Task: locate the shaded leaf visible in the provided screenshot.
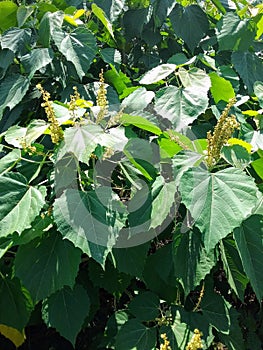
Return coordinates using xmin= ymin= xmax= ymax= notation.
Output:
xmin=173 ymin=229 xmax=216 ymax=295
xmin=0 ymin=276 xmax=32 ymax=331
xmin=128 ymin=292 xmax=160 ymax=321
xmin=14 ymin=232 xmax=81 ymax=301
xmin=232 ymin=51 xmax=263 ymax=93
xmin=115 ymin=319 xmax=156 ymax=350
xmin=0 ymin=73 xmax=30 ymax=120
xmin=170 ymin=4 xmax=209 ymax=51
xmin=42 ymin=284 xmax=90 ymax=344
xmin=234 ymin=215 xmax=263 ymax=301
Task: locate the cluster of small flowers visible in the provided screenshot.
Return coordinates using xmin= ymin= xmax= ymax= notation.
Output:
xmin=96 ymin=69 xmax=108 ymax=123
xmin=205 ymin=97 xmax=240 ymax=169
xmin=36 ymin=84 xmax=63 ymax=144
xmin=69 ymin=86 xmax=81 ymax=119
xmin=156 ymin=316 xmax=173 ymax=326
xmin=186 ymin=329 xmax=203 ymax=350
xmin=160 ymin=333 xmax=172 ymax=350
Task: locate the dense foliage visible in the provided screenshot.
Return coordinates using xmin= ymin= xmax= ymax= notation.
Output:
xmin=0 ymin=0 xmax=263 ymax=349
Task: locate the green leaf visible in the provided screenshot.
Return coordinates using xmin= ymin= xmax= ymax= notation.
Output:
xmin=0 ymin=276 xmax=32 ymax=331
xmin=173 ymin=229 xmax=216 ymax=295
xmin=14 ymin=232 xmax=81 ymax=302
xmin=21 ymin=48 xmax=54 ymax=79
xmin=0 ymin=73 xmax=30 ymax=120
xmin=52 ymin=26 xmax=97 ymax=79
xmin=139 ymin=64 xmax=176 ymax=85
xmin=0 ymin=1 xmax=18 ymax=32
xmin=220 ymin=238 xmax=249 ymax=300
xmin=155 ymin=85 xmax=209 ymax=128
xmin=177 ymin=67 xmax=211 ymax=90
xmin=38 ymin=11 xmax=64 ymax=47
xmin=120 ymin=114 xmax=161 ymax=135
xmin=0 ymin=172 xmax=46 ymax=238
xmin=254 ymin=81 xmax=263 ymax=109
xmin=128 ymin=292 xmax=160 ymax=321
xmin=169 ymin=4 xmax=209 ymax=51
xmin=57 ymin=123 xmax=127 ymax=163
xmin=42 ymin=284 xmax=90 ymax=344
xmin=0 ymin=149 xmax=21 ymax=175
xmin=112 ymin=242 xmax=150 ymax=279
xmin=179 ymin=167 xmax=260 ymax=251
xmin=88 ymin=259 xmax=131 ymax=295
xmin=1 ymin=28 xmax=31 ymax=55
xmin=121 ymin=87 xmax=155 ymax=113
xmin=115 ymin=319 xmax=156 ymax=350
xmin=232 ymin=51 xmax=263 ymax=93
xmin=16 ymin=5 xmax=34 ymax=27
xmin=201 ymin=276 xmax=230 ymax=332
xmin=53 ymin=188 xmax=126 ymax=265
xmin=234 ymin=215 xmax=263 ymax=301
xmin=221 ymin=144 xmax=251 ymax=169
xmin=251 ymin=157 xmax=263 ymax=180
xmin=92 ymin=3 xmax=115 ymax=39
xmin=100 ymin=47 xmax=121 ymax=67
xmin=209 ymin=72 xmax=235 ymax=103
xmin=217 ymin=13 xmax=254 ymax=51
xmin=150 ymin=180 xmax=177 ymax=229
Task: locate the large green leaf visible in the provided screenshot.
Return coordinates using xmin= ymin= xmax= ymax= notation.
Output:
xmin=52 ymin=26 xmax=97 ymax=79
xmin=154 ymin=85 xmax=209 ymax=128
xmin=217 ymin=13 xmax=254 ymax=51
xmin=0 ymin=73 xmax=30 ymax=119
xmin=128 ymin=292 xmax=160 ymax=321
xmin=173 ymin=229 xmax=216 ymax=295
xmin=232 ymin=51 xmax=263 ymax=93
xmin=179 ymin=167 xmax=260 ymax=251
xmin=1 ymin=28 xmax=31 ymax=55
xmin=0 ymin=1 xmax=17 ymax=32
xmin=169 ymin=4 xmax=209 ymax=51
xmin=53 ymin=187 xmax=126 ymax=265
xmin=38 ymin=11 xmax=64 ymax=47
xmin=0 ymin=172 xmax=46 ymax=238
xmin=93 ymin=0 xmax=125 ymax=22
xmin=220 ymin=238 xmax=249 ymax=300
xmin=57 ymin=123 xmax=127 ymax=163
xmin=14 ymin=232 xmax=81 ymax=302
xmin=42 ymin=284 xmax=90 ymax=344
xmin=139 ymin=64 xmax=176 ymax=85
xmin=234 ymin=215 xmax=263 ymax=300
xmin=112 ymin=242 xmax=150 ymax=279
xmin=21 ymin=48 xmax=54 ymax=79
xmin=115 ymin=319 xmax=156 ymax=350
xmin=0 ymin=276 xmax=32 ymax=331
xmin=209 ymin=72 xmax=235 ymax=103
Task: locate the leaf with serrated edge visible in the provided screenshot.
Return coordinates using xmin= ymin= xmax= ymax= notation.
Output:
xmin=179 ymin=167 xmax=260 ymax=251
